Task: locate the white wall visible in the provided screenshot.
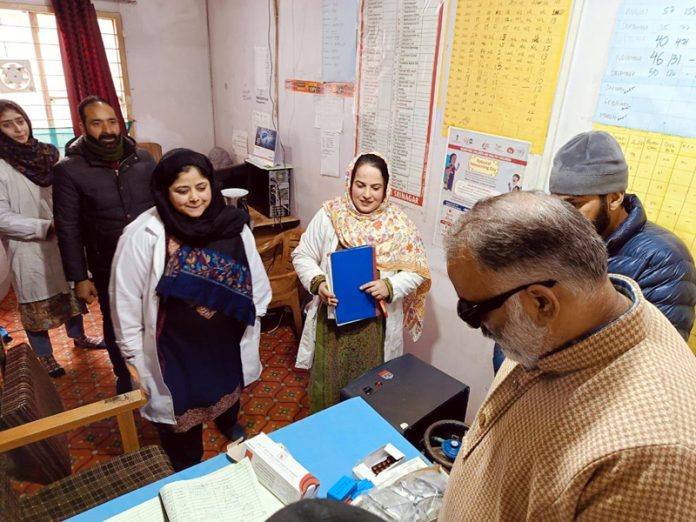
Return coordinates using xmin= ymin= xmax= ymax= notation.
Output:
xmin=100 ymin=0 xmax=214 ymax=153
xmin=208 ymin=0 xmax=354 ymax=224
xmin=0 ymin=0 xmax=215 ymax=153
xmin=209 ymin=0 xmax=627 ymax=423
xmin=1 ymin=0 xmax=631 ymax=421
xmin=208 ymin=0 xmax=496 ymax=422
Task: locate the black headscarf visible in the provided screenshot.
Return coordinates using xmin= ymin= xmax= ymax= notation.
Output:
xmin=153 ymin=148 xmax=255 ymax=325
xmin=151 ymin=148 xmax=248 ymax=247
xmin=0 ymin=99 xmax=59 ymax=186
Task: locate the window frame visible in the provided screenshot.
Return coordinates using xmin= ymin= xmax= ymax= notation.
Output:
xmin=0 ymin=2 xmax=133 ymax=128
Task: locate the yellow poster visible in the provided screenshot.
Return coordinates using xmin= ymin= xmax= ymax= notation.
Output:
xmin=594 ymin=123 xmax=696 ymax=352
xmin=443 ymin=0 xmax=572 ymax=154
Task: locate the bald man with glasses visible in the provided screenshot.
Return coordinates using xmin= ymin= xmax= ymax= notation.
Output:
xmin=439 ymin=190 xmax=696 ymax=521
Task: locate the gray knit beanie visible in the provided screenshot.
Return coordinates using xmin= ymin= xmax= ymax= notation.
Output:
xmin=549 ymin=131 xmax=628 ymax=195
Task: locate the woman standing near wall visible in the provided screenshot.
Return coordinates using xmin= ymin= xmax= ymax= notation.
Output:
xmin=293 ymin=152 xmax=431 ymax=413
xmin=0 ymin=100 xmax=103 ymax=377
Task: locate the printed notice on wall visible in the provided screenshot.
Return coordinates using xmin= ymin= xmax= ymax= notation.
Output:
xmin=442 ymin=0 xmax=571 ymax=154
xmin=231 ymin=129 xmax=248 ymax=161
xmin=355 ymin=0 xmax=443 ymax=207
xmin=594 ymin=1 xmax=696 ymax=137
xmin=254 ymin=46 xmax=270 ymax=99
xmin=593 ymin=122 xmax=696 ymax=351
xmin=434 ymin=128 xmax=530 ymax=245
xmin=322 ymin=0 xmax=358 ymax=82
xmin=320 ymin=130 xmax=341 ymax=178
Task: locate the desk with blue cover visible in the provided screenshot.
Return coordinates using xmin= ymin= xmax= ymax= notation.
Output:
xmin=69 ymin=397 xmax=427 ymax=521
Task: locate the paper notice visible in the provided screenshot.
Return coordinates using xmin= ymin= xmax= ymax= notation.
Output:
xmin=322 ymin=0 xmax=358 ymax=82
xmin=320 ymin=130 xmax=341 ymax=177
xmin=254 ymin=46 xmax=271 ymax=96
xmin=253 ymin=110 xmax=273 ymax=131
xmin=314 ymin=96 xmax=344 ymax=132
xmin=231 ymin=129 xmax=248 ymax=159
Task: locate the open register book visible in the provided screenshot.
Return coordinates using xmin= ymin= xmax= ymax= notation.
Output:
xmin=105 ymin=458 xmax=283 ymax=522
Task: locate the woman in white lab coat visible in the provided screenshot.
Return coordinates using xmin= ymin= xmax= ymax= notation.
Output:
xmin=292 ymin=152 xmax=431 ymax=413
xmin=110 ymin=148 xmax=271 ymax=470
xmin=0 ymin=99 xmax=103 ymax=378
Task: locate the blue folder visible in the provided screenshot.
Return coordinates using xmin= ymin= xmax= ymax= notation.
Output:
xmin=329 ymin=245 xmax=379 ymax=326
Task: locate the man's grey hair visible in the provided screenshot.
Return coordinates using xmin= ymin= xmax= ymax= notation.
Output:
xmin=445 ymin=191 xmax=608 ymax=294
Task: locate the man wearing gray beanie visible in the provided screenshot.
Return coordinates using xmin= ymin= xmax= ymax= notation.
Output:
xmin=550 ymin=131 xmax=696 ymax=340
xmin=490 ymin=131 xmax=696 ymax=374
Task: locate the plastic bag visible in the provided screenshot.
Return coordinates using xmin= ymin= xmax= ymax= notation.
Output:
xmin=353 ymin=466 xmax=449 ymax=521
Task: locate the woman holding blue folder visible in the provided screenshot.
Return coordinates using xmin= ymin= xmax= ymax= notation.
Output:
xmin=293 ymin=152 xmax=431 ymax=412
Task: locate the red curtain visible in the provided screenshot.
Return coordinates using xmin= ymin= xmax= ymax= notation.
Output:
xmin=51 ymin=0 xmax=126 ymax=136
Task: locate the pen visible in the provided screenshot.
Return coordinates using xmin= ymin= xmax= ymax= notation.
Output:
xmin=378 ymin=298 xmax=389 ymax=318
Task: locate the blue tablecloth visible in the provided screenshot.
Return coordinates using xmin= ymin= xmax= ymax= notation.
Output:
xmin=69 ymin=397 xmax=427 ymax=521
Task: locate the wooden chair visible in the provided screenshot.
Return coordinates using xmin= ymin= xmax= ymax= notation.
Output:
xmin=138 ymin=141 xmax=163 ymax=162
xmin=257 ymin=228 xmax=304 ymax=336
xmin=0 ymin=343 xmax=174 ymax=520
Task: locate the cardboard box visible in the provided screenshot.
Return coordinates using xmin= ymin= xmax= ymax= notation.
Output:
xmin=352 ymin=443 xmax=405 ymax=486
xmin=243 ymin=432 xmax=319 ymax=505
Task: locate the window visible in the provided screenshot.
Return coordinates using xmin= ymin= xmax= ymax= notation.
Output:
xmin=0 ymin=5 xmax=130 ymax=149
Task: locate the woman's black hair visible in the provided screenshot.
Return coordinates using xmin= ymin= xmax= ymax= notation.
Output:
xmin=350 ymin=153 xmax=389 ymax=186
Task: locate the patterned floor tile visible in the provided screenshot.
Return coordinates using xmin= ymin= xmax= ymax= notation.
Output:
xmin=68 ymin=426 xmax=113 ymax=450
xmin=261 ymin=366 xmax=290 ymax=383
xmin=246 ymin=397 xmax=275 ymax=417
xmin=283 ymin=370 xmax=310 ymax=387
xmin=275 ymin=386 xmax=306 ymax=403
xmin=266 ymin=353 xmax=295 ymax=368
xmin=267 ymin=402 xmax=301 ymax=422
xmin=250 ymin=381 xmax=283 ymax=398
xmin=2 ymin=288 xmax=309 ymax=495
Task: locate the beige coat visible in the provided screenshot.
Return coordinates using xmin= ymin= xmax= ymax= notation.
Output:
xmin=440 ymin=276 xmax=696 ymax=521
xmin=0 ymin=159 xmax=69 ymax=303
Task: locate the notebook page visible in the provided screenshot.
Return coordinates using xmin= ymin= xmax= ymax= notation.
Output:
xmin=104 ymin=497 xmax=165 ymax=522
xmin=159 ymin=458 xmax=281 ymax=522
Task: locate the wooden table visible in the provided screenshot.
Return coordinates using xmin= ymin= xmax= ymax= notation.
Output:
xmin=248 ymin=205 xmax=300 ymax=248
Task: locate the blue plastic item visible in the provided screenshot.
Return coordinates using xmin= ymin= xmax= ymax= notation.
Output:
xmin=351 ymin=478 xmax=374 ymax=500
xmin=327 ymin=475 xmax=358 ymax=501
xmin=0 ymin=326 xmax=12 ymax=344
xmin=441 ymin=438 xmax=461 ymax=461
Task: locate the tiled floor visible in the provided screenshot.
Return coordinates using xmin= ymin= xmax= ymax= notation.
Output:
xmin=1 ymin=290 xmax=309 ymax=496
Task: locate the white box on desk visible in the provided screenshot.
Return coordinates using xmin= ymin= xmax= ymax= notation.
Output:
xmin=352 ymin=443 xmax=406 ymax=486
xmin=243 ymin=432 xmax=319 ymax=505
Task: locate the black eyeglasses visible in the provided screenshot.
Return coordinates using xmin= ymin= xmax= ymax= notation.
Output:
xmin=457 ymin=280 xmax=557 ymax=329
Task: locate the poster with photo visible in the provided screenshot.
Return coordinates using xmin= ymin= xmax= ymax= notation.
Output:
xmin=435 ymin=128 xmax=530 ymax=245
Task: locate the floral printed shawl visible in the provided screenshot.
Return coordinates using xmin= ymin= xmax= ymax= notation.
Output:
xmin=323 ymin=152 xmax=431 ymax=341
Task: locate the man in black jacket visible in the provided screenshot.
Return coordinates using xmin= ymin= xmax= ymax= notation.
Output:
xmin=53 ymin=96 xmax=156 ymax=394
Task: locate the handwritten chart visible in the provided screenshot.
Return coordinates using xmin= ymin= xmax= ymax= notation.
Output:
xmin=595 ymin=1 xmax=696 ymax=137
xmin=322 ymin=0 xmax=358 ymax=82
xmin=442 ymin=0 xmax=571 ymax=154
xmin=355 ymin=0 xmax=442 ymax=207
xmin=594 ymin=123 xmax=696 ymax=351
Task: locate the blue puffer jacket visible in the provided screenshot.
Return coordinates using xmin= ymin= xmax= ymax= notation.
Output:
xmin=607 ymin=195 xmax=696 ymax=340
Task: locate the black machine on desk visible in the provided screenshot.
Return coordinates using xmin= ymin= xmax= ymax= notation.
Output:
xmin=340 ymin=354 xmax=469 ymax=454
xmin=214 ymin=161 xmax=293 ymax=219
